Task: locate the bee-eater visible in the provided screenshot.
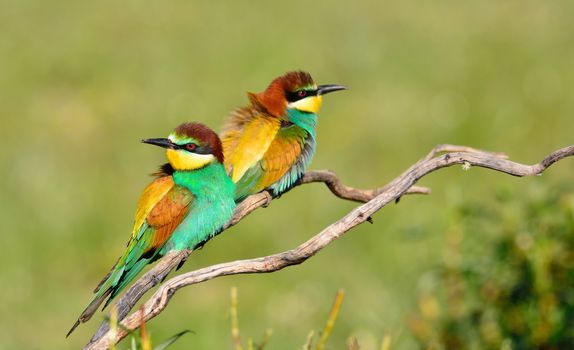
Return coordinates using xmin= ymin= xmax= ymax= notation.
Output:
xmin=220 ymin=71 xmax=346 ymax=201
xmin=68 ymin=122 xmax=236 ymax=336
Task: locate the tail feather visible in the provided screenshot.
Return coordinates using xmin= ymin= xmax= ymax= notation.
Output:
xmin=93 ymin=257 xmax=120 ymax=293
xmin=67 ymin=222 xmax=166 ymax=338
xmin=102 ymin=259 xmax=150 ymax=310
xmin=67 ymin=263 xmax=125 ymax=337
xmin=67 ymin=258 xmax=152 ymax=337
xmin=66 ymin=288 xmax=112 ymax=337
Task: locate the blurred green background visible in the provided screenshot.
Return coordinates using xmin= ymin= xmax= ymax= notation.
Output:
xmin=1 ymin=0 xmax=573 ymax=349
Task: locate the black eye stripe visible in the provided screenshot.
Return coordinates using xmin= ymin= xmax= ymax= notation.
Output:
xmin=194 ymin=145 xmax=213 ymax=155
xmin=176 ymin=143 xmax=213 ymax=155
xmin=286 ymin=89 xmax=318 ymax=103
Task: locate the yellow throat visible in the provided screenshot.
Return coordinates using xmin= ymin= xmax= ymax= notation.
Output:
xmin=166 ymin=149 xmax=215 ymax=170
xmin=288 ymin=95 xmax=323 ymax=114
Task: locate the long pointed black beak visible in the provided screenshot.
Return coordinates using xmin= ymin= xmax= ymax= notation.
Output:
xmin=317 ymin=84 xmax=347 ymax=96
xmin=141 ymin=138 xmax=176 ymax=149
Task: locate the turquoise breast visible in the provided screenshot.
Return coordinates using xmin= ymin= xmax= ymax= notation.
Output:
xmin=162 ymin=163 xmax=236 ymax=252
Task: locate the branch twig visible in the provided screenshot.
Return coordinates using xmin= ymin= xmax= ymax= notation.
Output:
xmin=84 ymin=144 xmax=574 ymax=350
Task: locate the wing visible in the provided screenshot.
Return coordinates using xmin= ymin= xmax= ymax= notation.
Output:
xmin=221 ymin=106 xmax=281 ymax=183
xmin=92 ymin=175 xmax=175 ymax=294
xmin=68 ymin=177 xmax=194 ymax=335
xmin=260 ymin=125 xmax=308 ymax=189
xmin=132 ymin=176 xmax=175 ymax=239
xmin=105 ymin=183 xmax=193 ymax=300
xmin=123 ymin=182 xmax=194 ymax=268
xmin=233 ymin=125 xmax=311 ymax=200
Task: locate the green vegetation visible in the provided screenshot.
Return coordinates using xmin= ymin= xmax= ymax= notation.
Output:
xmin=0 ymin=0 xmax=573 ymax=349
xmin=411 ymin=185 xmax=574 ymax=349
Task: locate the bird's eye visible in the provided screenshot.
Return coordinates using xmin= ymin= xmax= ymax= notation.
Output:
xmin=185 ymin=143 xmax=197 ymax=151
xmin=298 ymin=90 xmax=307 ymax=97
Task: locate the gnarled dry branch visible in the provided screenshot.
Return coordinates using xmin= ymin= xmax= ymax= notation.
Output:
xmin=84 ymin=144 xmax=574 ymax=350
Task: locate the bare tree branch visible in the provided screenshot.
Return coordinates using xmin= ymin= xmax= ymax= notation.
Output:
xmin=84 ymin=168 xmax=406 ymax=345
xmin=85 ymin=168 xmax=431 ymax=345
xmin=84 ymin=144 xmax=573 ymax=350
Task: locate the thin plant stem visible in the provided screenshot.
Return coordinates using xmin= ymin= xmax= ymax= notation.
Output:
xmin=316 ymin=289 xmax=345 ymax=350
xmin=380 ymin=334 xmax=391 ymax=350
xmin=230 ymin=287 xmax=243 ymax=350
xmin=303 ymin=330 xmax=315 ymax=350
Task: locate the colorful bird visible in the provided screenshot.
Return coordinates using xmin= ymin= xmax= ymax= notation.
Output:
xmin=221 ymin=71 xmax=346 ymax=201
xmin=68 ymin=122 xmax=236 ymax=336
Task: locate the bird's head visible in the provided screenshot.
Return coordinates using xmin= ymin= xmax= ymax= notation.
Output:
xmin=249 ymin=71 xmax=346 ymax=117
xmin=142 ymin=122 xmax=224 ymax=171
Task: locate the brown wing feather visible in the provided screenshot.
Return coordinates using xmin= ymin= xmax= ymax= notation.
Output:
xmin=132 ymin=176 xmax=175 ymax=239
xmin=145 ymin=186 xmax=194 ymax=250
xmin=259 ymin=133 xmax=303 ymax=189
